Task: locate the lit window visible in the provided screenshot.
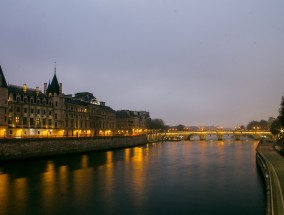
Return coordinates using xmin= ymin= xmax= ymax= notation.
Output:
xmin=36 ymin=118 xmax=40 ymax=126
xmin=15 ymin=117 xmax=20 ymax=124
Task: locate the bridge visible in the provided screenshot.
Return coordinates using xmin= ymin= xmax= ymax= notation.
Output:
xmin=164 ymin=130 xmax=272 ymax=141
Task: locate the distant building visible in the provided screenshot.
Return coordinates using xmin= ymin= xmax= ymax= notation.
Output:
xmin=0 ymin=65 xmax=116 ymax=138
xmin=116 ymin=110 xmax=150 ymax=135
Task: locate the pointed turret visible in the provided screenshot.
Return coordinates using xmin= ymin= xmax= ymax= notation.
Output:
xmin=0 ymin=65 xmax=8 ymax=88
xmin=47 ymin=65 xmax=60 ymax=95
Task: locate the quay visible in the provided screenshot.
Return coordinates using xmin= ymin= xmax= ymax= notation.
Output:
xmin=256 ymin=140 xmax=284 ymax=215
xmin=0 ymin=134 xmax=164 ymax=161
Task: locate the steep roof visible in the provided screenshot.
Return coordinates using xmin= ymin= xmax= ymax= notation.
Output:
xmin=8 ymin=85 xmax=47 ymax=98
xmin=47 ymin=73 xmax=60 ymax=95
xmin=0 ymin=65 xmax=8 ymax=88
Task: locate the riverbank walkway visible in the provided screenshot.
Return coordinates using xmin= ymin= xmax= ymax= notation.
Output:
xmin=257 ymin=142 xmax=284 ymax=215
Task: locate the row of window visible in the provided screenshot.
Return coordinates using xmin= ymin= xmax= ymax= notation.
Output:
xmin=65 ymin=105 xmax=114 ymax=116
xmin=10 ymin=94 xmax=53 ymax=106
xmin=8 ymin=117 xmax=53 ymax=127
xmin=9 ymin=106 xmax=53 ymax=115
xmin=7 ymin=116 xmax=115 ymax=130
xmin=65 ymin=105 xmax=87 ymax=112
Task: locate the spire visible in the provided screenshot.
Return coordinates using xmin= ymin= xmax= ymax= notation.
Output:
xmin=54 ymin=61 xmax=56 ymax=75
xmin=47 ymin=64 xmax=60 ymax=95
xmin=0 ymin=65 xmax=8 ymax=88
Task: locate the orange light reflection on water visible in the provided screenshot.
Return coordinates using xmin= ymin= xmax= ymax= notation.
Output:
xmin=0 ymin=174 xmax=9 ymax=214
xmin=59 ymin=165 xmax=68 ymax=195
xmin=105 ymin=151 xmax=114 ymax=193
xmin=130 ymin=147 xmax=147 ymax=207
xmin=41 ymin=161 xmax=56 ymax=211
xmin=124 ymin=148 xmax=130 ymax=163
xmin=14 ymin=177 xmax=28 ymax=213
xmin=81 ymin=155 xmax=88 ymax=169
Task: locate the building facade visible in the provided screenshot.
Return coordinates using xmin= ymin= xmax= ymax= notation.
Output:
xmin=0 ymin=66 xmax=117 ymax=138
xmin=116 ymin=110 xmax=150 ymax=135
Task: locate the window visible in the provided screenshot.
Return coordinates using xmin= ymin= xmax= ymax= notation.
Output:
xmin=43 ymin=110 xmax=46 ymax=115
xmin=55 ymin=122 xmax=57 ymax=128
xmin=37 ymin=109 xmax=40 ymax=115
xmin=30 ymin=109 xmax=34 ymax=114
xmin=55 ymin=101 xmax=58 ymax=106
xmin=23 ymin=117 xmax=27 ymax=126
xmin=38 ymin=131 xmax=40 ymax=135
xmin=24 ymin=108 xmax=27 ymax=114
xmin=49 ymin=111 xmax=52 ymax=116
xmin=43 ymin=119 xmax=46 ymax=126
xmin=36 ymin=118 xmax=40 ymax=126
xmin=15 ymin=117 xmax=20 ymax=124
xmin=8 ymin=117 xmax=12 ymax=124
xmin=30 ymin=118 xmax=34 ymax=126
xmin=48 ymin=119 xmax=52 ymax=126
xmin=55 ymin=113 xmax=57 ymax=119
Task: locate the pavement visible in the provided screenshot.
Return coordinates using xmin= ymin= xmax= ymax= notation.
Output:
xmin=258 ymin=143 xmax=284 ymax=215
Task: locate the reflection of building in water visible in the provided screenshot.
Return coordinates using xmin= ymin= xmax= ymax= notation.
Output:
xmin=0 ymin=174 xmax=9 ymax=214
xmin=130 ymin=147 xmax=147 ymax=206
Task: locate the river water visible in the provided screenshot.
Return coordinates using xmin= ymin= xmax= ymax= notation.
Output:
xmin=0 ymin=140 xmax=265 ymax=215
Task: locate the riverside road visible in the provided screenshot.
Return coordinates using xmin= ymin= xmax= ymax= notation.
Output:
xmin=257 ymin=143 xmax=284 ymax=215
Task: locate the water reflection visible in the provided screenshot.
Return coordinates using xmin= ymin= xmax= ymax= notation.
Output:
xmin=14 ymin=177 xmax=27 ymax=213
xmin=0 ymin=140 xmax=265 ymax=215
xmin=0 ymin=174 xmax=9 ymax=214
xmin=41 ymin=161 xmax=56 ymax=213
xmin=130 ymin=147 xmax=147 ymax=207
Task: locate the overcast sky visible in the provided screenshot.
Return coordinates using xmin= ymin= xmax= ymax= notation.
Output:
xmin=1 ymin=0 xmax=284 ymax=128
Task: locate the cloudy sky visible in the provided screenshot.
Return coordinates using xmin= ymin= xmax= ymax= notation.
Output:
xmin=1 ymin=0 xmax=284 ymax=128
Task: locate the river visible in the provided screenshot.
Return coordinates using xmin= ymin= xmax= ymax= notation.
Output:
xmin=0 ymin=140 xmax=265 ymax=215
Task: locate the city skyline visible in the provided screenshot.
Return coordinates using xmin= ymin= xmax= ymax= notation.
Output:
xmin=1 ymin=1 xmax=284 ymax=128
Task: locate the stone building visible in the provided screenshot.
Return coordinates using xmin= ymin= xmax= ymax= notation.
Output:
xmin=116 ymin=110 xmax=150 ymax=135
xmin=0 ymin=66 xmax=8 ymax=137
xmin=0 ymin=66 xmax=116 ymax=138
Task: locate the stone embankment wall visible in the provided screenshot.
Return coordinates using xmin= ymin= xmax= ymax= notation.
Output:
xmin=256 ymin=144 xmax=272 ymax=215
xmin=0 ymin=135 xmax=148 ymax=161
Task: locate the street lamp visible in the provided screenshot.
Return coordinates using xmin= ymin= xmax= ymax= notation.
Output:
xmin=280 ymin=128 xmax=284 ymax=137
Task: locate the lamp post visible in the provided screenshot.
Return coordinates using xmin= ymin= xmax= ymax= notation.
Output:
xmin=280 ymin=128 xmax=284 ymax=149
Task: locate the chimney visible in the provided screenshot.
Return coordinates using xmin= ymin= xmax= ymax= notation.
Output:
xmin=36 ymin=86 xmax=39 ymax=95
xmin=44 ymin=83 xmax=47 ymax=94
xmin=23 ymin=84 xmax=27 ymax=93
xmin=59 ymin=83 xmax=62 ymax=95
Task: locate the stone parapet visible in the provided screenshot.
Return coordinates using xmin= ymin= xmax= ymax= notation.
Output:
xmin=0 ymin=135 xmax=148 ymax=161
